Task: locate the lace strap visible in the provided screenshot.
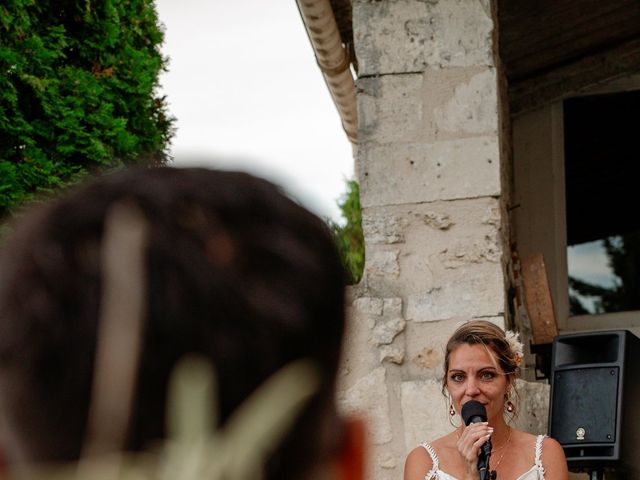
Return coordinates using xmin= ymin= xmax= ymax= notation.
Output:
xmin=535 ymin=435 xmax=547 ymax=477
xmin=419 ymin=443 xmax=439 ymax=480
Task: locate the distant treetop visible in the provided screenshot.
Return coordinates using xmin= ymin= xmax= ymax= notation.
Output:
xmin=0 ymin=0 xmax=174 ymax=218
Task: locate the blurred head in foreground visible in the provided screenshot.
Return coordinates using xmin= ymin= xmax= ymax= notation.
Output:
xmin=0 ymin=167 xmax=360 ymax=479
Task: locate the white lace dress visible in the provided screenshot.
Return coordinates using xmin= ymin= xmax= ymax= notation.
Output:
xmin=419 ymin=434 xmax=546 ymax=480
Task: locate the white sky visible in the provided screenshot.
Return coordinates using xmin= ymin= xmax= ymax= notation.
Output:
xmin=154 ymin=0 xmax=354 ymax=221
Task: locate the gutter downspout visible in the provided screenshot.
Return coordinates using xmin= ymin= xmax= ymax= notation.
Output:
xmin=296 ymin=0 xmax=358 ymax=143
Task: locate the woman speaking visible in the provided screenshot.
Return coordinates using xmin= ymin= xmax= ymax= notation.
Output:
xmin=404 ymin=321 xmax=568 ymax=480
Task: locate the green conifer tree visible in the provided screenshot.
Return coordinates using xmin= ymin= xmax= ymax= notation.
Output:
xmin=0 ymin=0 xmax=174 ymax=218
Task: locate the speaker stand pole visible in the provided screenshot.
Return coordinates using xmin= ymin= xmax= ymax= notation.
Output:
xmin=589 ymin=469 xmax=604 ymax=480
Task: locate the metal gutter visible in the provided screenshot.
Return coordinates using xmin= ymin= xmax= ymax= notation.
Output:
xmin=296 ymin=0 xmax=358 ymax=143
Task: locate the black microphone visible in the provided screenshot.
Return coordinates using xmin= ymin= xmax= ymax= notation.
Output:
xmin=461 ymin=400 xmax=492 ymax=480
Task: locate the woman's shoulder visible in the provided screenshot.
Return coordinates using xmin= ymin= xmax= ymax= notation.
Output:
xmin=404 ymin=433 xmax=456 ymax=480
xmin=404 ymin=444 xmax=433 ymax=480
xmin=539 ymin=435 xmax=567 ymax=461
xmin=539 ymin=435 xmax=569 ymax=479
xmin=510 ymin=429 xmax=543 ymax=448
xmin=510 ymin=430 xmax=561 ymax=451
xmin=509 ymin=429 xmax=569 ymax=478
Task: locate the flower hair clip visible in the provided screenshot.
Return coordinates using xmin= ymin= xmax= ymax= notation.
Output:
xmin=505 ymin=330 xmax=524 ymax=366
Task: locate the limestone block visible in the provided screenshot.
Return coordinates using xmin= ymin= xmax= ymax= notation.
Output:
xmin=378 ymin=453 xmax=397 ymax=469
xmin=481 ymin=200 xmax=501 ymax=226
xmin=361 ymin=198 xmax=506 ymax=297
xmin=362 ymin=208 xmax=408 ymax=244
xmin=401 ymin=379 xmax=452 ymax=450
xmin=432 ymin=68 xmax=499 ymax=135
xmin=370 ymin=297 xmax=406 ymax=360
xmin=383 ymin=297 xmax=403 ymax=316
xmin=358 ymin=74 xmax=423 ymax=144
xmin=379 ymin=345 xmax=405 ymax=364
xmin=353 ymin=296 xmax=384 ymax=316
xmin=512 ymin=379 xmax=550 ymax=435
xmin=407 ymin=265 xmax=505 ymax=322
xmin=405 ymin=263 xmax=505 ymax=322
xmin=411 ymin=345 xmax=442 ymax=370
xmin=358 ymin=67 xmax=499 ymax=145
xmin=341 ymin=296 xmax=407 ymax=384
xmin=405 ymin=319 xmax=461 ymax=376
xmin=365 ymin=248 xmax=400 ymax=277
xmin=422 ymin=211 xmax=454 ymax=230
xmin=354 ymin=0 xmax=495 ymax=76
xmin=372 ymin=315 xmax=405 ymax=345
xmin=340 ymin=298 xmax=380 ymax=388
xmin=358 ymin=137 xmax=501 ymax=208
xmin=338 ymin=367 xmax=393 ymax=445
xmin=438 ymin=231 xmax=501 ymax=268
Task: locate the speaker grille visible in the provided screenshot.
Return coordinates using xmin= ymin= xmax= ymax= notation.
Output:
xmin=550 ymin=367 xmax=618 ymax=445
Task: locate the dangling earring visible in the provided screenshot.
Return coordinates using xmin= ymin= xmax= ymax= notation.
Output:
xmin=447 ymin=393 xmax=461 ymax=427
xmin=504 ymin=390 xmax=515 ymax=413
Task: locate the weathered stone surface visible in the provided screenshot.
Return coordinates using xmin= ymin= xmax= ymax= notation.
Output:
xmin=406 ymin=319 xmax=455 ymax=377
xmin=358 ymin=67 xmax=499 ymax=145
xmin=365 ymin=248 xmax=400 ymax=277
xmin=379 ymin=345 xmax=405 ymax=364
xmin=372 ymin=315 xmax=405 ymax=345
xmin=438 ymin=231 xmax=501 ymax=268
xmin=358 ymin=137 xmax=501 ymax=208
xmin=362 ymin=209 xmax=408 ymax=244
xmin=411 ymin=345 xmax=443 ymax=370
xmin=432 ymin=68 xmax=499 ymax=135
xmin=354 ymin=0 xmax=495 ymax=76
xmin=383 ymin=297 xmax=403 ymax=316
xmin=378 ymin=453 xmax=397 ymax=469
xmin=338 ymin=367 xmax=393 ymax=445
xmin=405 ymin=264 xmax=505 ymax=322
xmin=401 ymin=379 xmax=453 ymax=450
xmin=422 ymin=211 xmax=454 ymax=230
xmin=358 ymin=74 xmax=423 ymax=144
xmin=361 ymin=199 xmax=505 ymax=297
xmin=340 ymin=299 xmax=380 ymax=389
xmin=353 ymin=296 xmax=384 ymax=316
xmin=513 ymin=379 xmax=550 ymax=435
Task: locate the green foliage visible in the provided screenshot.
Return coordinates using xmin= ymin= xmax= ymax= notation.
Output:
xmin=330 ymin=179 xmax=364 ymax=285
xmin=0 ymin=0 xmax=174 ymax=218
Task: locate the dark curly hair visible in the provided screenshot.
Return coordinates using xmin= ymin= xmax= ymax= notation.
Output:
xmin=0 ymin=167 xmax=346 ymax=478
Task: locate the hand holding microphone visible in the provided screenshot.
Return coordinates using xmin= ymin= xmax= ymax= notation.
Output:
xmin=461 ymin=400 xmax=493 ymax=480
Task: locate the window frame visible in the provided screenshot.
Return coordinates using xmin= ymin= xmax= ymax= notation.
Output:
xmin=511 ymin=76 xmax=640 ymax=336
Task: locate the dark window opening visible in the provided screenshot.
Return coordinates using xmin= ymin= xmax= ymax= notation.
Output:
xmin=565 ymin=90 xmax=640 ymax=315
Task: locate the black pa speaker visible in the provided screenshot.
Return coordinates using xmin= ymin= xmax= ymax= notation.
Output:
xmin=549 ymin=330 xmax=640 ymax=475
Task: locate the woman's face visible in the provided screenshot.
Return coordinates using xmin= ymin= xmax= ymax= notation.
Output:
xmin=446 ymin=343 xmax=509 ymax=424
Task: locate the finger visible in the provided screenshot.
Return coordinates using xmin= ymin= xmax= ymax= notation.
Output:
xmin=460 ymin=423 xmax=492 ymax=442
xmin=473 ymin=433 xmax=492 ymax=452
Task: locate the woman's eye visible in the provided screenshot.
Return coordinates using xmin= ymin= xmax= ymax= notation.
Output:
xmin=450 ymin=373 xmax=464 ymax=382
xmin=480 ymin=371 xmax=495 ymax=380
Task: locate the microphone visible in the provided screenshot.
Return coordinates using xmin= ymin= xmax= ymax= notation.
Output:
xmin=461 ymin=400 xmax=492 ymax=480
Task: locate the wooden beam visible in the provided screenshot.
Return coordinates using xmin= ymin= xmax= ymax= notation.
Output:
xmin=509 ymin=38 xmax=640 ymax=116
xmin=521 ymin=253 xmax=558 ymax=345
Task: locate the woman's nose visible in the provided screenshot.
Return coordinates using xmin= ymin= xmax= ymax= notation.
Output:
xmin=464 ymin=378 xmax=481 ymax=395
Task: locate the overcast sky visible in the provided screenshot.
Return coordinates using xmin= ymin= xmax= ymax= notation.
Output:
xmin=154 ymin=0 xmax=354 ymax=221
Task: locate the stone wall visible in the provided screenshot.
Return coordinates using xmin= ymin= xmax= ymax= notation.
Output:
xmin=337 ymin=1 xmax=550 ymax=478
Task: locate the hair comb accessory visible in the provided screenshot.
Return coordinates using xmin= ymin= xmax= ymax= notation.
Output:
xmin=504 ymin=330 xmax=524 ymax=366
